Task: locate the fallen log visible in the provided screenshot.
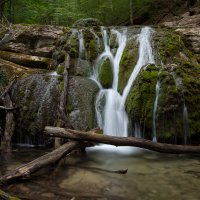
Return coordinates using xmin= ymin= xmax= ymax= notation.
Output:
xmin=0 ymin=106 xmax=17 ymax=111
xmin=0 ymin=50 xmax=52 ymax=69
xmin=0 ymin=189 xmax=21 ymax=200
xmin=45 ymin=126 xmax=200 ymax=154
xmin=0 ymin=141 xmax=80 ymax=184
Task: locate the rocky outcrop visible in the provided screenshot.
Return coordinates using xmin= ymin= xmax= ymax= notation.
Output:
xmin=10 ymin=74 xmax=60 ymax=145
xmin=0 ymin=24 xmax=65 ymax=57
xmin=175 ymin=28 xmax=200 ymax=54
xmin=1 ymin=22 xmax=199 ymax=145
xmin=162 ymin=6 xmax=200 ymax=64
xmin=67 ymin=76 xmax=99 ymax=130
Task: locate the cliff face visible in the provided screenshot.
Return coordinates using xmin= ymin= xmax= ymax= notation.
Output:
xmin=0 ymin=14 xmax=199 ymax=145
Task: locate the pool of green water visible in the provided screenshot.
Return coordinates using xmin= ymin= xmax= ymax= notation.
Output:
xmin=0 ymin=145 xmax=200 ymax=200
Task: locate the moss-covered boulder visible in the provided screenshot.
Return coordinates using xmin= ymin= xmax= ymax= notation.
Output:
xmin=125 ymin=64 xmax=159 ymax=138
xmin=118 ymin=31 xmax=139 ymax=93
xmin=125 ymin=27 xmax=200 ymax=144
xmin=67 ymin=76 xmax=99 ymax=130
xmin=10 ymin=74 xmax=60 ymax=145
xmin=98 ymin=59 xmax=113 ymax=88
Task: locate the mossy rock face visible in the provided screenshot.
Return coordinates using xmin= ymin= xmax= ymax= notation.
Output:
xmin=98 ymin=59 xmax=113 ymax=88
xmin=69 ymin=58 xmax=91 ymax=77
xmin=118 ymin=35 xmax=139 ymax=94
xmin=67 ymin=76 xmax=99 ymax=130
xmin=10 ymin=74 xmax=60 ymax=145
xmin=125 ymin=64 xmax=159 ymax=138
xmin=151 ymin=28 xmax=200 ymax=143
xmin=154 ymin=28 xmax=197 ymax=65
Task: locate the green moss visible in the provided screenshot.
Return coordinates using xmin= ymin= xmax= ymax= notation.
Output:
xmin=56 ymin=65 xmax=65 ymax=75
xmin=68 ymin=47 xmax=78 ymax=58
xmin=125 ymin=65 xmax=159 ymax=137
xmin=118 ymin=40 xmax=138 ymax=94
xmin=0 ymin=69 xmax=8 ymax=87
xmin=0 ymin=189 xmax=21 ymax=200
xmin=65 ymin=96 xmax=73 ymax=113
xmin=155 ymin=29 xmax=192 ymax=65
xmin=59 ymin=80 xmax=64 ymax=91
xmin=98 ymin=59 xmax=113 ymax=88
xmin=87 ymin=39 xmax=99 ymax=61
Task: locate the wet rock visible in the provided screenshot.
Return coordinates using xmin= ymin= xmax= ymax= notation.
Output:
xmin=10 ymin=74 xmax=60 ymax=145
xmin=68 ymin=76 xmax=99 ymax=130
xmin=0 ymin=24 xmax=65 ymax=58
xmin=175 ymin=28 xmax=200 ymax=54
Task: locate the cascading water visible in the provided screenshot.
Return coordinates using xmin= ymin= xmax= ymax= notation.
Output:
xmin=77 ymin=30 xmax=86 ymax=59
xmin=93 ymin=26 xmax=155 ymax=137
xmin=152 ymin=79 xmax=160 ymax=142
xmin=183 ymin=103 xmax=190 ymax=144
xmin=121 ymin=27 xmax=155 ymax=106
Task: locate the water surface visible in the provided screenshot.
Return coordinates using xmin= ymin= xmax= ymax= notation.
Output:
xmin=0 ymin=146 xmax=200 ymax=200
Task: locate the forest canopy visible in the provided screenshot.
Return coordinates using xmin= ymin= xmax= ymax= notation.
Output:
xmin=0 ymin=0 xmax=198 ymax=26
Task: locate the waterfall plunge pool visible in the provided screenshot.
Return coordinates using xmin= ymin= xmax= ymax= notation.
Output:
xmin=0 ymin=146 xmax=200 ymax=200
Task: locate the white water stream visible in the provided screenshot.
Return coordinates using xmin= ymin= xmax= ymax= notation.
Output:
xmin=92 ymin=26 xmax=155 ymax=137
xmin=152 ymin=79 xmax=160 ymax=142
xmin=183 ymin=103 xmax=190 ymax=144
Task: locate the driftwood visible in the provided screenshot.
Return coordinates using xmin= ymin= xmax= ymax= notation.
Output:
xmin=0 ymin=50 xmax=52 ymax=68
xmin=0 ymin=141 xmax=81 ymax=184
xmin=0 ymin=106 xmax=17 ymax=111
xmin=45 ymin=126 xmax=200 ymax=154
xmin=0 ymin=189 xmax=21 ymax=200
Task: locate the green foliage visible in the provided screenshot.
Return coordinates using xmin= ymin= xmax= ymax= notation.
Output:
xmin=2 ymin=0 xmax=177 ymax=26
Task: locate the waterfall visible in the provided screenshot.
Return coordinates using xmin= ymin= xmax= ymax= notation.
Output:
xmin=152 ymin=79 xmax=160 ymax=142
xmin=92 ymin=26 xmax=155 ymax=137
xmin=78 ymin=30 xmax=86 ymax=59
xmin=183 ymin=103 xmax=190 ymax=144
xmin=70 ymin=29 xmax=86 ymax=59
xmin=121 ymin=27 xmax=155 ymax=106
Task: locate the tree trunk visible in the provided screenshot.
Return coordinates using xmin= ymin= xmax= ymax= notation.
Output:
xmin=1 ymin=94 xmax=15 ymax=152
xmin=0 ymin=141 xmax=81 ymax=184
xmin=45 ymin=126 xmax=200 ymax=154
xmin=0 ymin=189 xmax=21 ymax=200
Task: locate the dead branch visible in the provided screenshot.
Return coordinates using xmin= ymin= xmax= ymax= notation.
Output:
xmin=45 ymin=126 xmax=200 ymax=154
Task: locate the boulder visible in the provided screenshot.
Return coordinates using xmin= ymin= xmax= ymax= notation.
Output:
xmin=67 ymin=76 xmax=99 ymax=130
xmin=10 ymin=74 xmax=60 ymax=145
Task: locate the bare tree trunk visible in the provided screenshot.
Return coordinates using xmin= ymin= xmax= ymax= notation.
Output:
xmin=1 ymin=94 xmax=15 ymax=152
xmin=45 ymin=126 xmax=200 ymax=154
xmin=0 ymin=189 xmax=21 ymax=200
xmin=0 ymin=79 xmax=16 ymax=152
